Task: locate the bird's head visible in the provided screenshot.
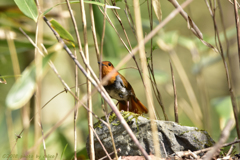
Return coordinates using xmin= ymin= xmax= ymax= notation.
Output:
xmin=98 ymin=61 xmax=116 ymax=77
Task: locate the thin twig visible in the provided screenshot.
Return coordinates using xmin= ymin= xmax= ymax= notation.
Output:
xmin=175 ymin=139 xmax=240 ymax=157
xmin=100 ymin=1 xmax=107 ymax=58
xmin=5 ymin=29 xmax=20 ymax=157
xmin=38 ymin=122 xmax=47 ymax=160
xmin=233 ymin=0 xmax=240 ymax=67
xmin=34 ymin=0 xmax=43 ymax=157
xmin=111 ymin=0 xmax=133 ymax=50
xmin=89 ymin=4 xmax=100 ymax=62
xmin=218 ymin=0 xmax=230 ymax=59
xmin=147 ymin=0 xmax=154 ymax=70
xmin=160 ymin=141 xmax=167 ymax=157
xmin=226 ymin=137 xmax=237 ymax=156
xmin=168 ymin=0 xmax=203 ymax=39
xmin=124 ymin=0 xmax=136 ymax=38
xmin=98 ymin=148 xmax=121 ymax=160
xmin=54 ymin=153 xmax=58 ymax=160
xmin=170 ymin=60 xmax=178 ymax=123
xmin=227 ymin=0 xmax=240 ymax=8
xmin=73 ymin=50 xmax=79 ymax=160
xmin=147 ymin=65 xmax=163 ymax=120
xmin=102 ymin=101 xmax=118 ymax=159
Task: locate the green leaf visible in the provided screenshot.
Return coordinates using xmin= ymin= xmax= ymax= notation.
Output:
xmin=0 ymin=74 xmax=7 ymax=84
xmin=6 ymin=53 xmax=54 ymax=110
xmin=60 ymin=144 xmax=68 ymax=160
xmin=43 ymin=1 xmax=120 ymax=16
xmin=14 ymin=0 xmax=38 ymax=22
xmin=50 ymin=19 xmax=75 ymax=47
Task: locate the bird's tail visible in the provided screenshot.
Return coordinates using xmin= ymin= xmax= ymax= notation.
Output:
xmin=119 ymin=96 xmax=148 ymax=114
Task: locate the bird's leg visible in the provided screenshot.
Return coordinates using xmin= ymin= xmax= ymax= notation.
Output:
xmin=127 ymin=98 xmax=133 ymax=112
xmin=127 ymin=101 xmax=129 ymax=111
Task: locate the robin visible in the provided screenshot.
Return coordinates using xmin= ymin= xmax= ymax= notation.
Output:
xmin=99 ymin=61 xmax=148 ymax=114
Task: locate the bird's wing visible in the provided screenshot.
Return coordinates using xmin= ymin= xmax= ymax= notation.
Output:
xmin=119 ymin=73 xmax=136 ymax=96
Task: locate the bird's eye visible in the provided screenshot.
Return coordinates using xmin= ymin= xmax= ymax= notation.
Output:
xmin=108 ymin=62 xmax=111 ymax=66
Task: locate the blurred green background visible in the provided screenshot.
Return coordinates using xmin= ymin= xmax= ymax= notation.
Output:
xmin=0 ymin=0 xmax=240 ymax=159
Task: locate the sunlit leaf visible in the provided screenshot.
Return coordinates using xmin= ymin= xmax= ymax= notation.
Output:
xmin=6 ymin=53 xmax=54 ymax=110
xmin=50 ymin=19 xmax=75 ymax=47
xmin=14 ymin=0 xmax=38 ymax=22
xmin=152 ymin=0 xmax=162 ymax=22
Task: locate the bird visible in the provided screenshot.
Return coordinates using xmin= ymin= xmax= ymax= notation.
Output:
xmin=99 ymin=61 xmax=148 ymax=114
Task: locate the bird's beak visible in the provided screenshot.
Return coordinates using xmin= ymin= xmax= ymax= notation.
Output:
xmin=98 ymin=62 xmax=106 ymax=66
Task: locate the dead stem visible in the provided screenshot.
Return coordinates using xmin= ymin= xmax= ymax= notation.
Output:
xmin=78 ymin=0 xmax=93 ymax=159
xmin=89 ymin=4 xmax=100 ymax=62
xmin=74 ymin=48 xmax=79 ymax=160
xmin=102 ymin=101 xmax=118 ymax=159
xmin=124 ymin=0 xmax=136 ymax=38
xmin=133 ymin=0 xmax=160 ymax=158
xmin=111 ymin=0 xmax=133 ymax=50
xmin=170 ymin=60 xmax=178 ymax=123
xmin=98 ymin=148 xmax=121 ymax=160
xmin=147 ymin=63 xmax=166 ymax=120
xmin=226 ymin=137 xmax=237 ymax=156
xmin=168 ymin=0 xmax=203 ymax=39
xmin=227 ymin=0 xmax=240 ymax=8
xmin=232 ymin=0 xmax=240 ymax=67
xmin=38 ymin=122 xmax=47 ymax=160
xmin=147 ymin=0 xmax=154 ymax=70
xmin=5 ymin=29 xmax=20 ymax=156
xmin=34 ymin=0 xmax=43 ymax=158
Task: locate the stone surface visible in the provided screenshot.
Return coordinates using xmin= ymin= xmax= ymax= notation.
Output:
xmin=86 ymin=111 xmax=214 ymax=159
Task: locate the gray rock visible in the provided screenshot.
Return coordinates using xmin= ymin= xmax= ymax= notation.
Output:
xmin=86 ymin=111 xmax=214 ymax=159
